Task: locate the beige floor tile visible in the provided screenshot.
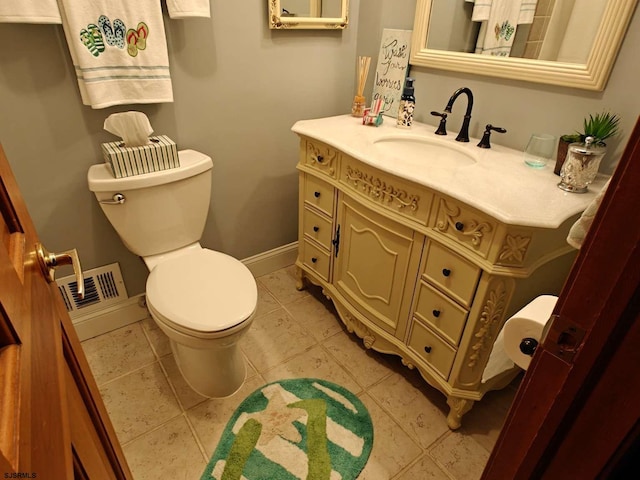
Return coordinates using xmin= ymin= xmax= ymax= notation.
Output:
xmin=323 ymin=331 xmax=394 ymax=389
xmin=368 ymin=372 xmax=450 ymax=448
xmin=122 ymin=415 xmax=206 ymax=480
xmin=284 ymin=295 xmax=344 ymax=342
xmin=257 ymin=265 xmax=310 ymax=305
xmin=141 ymin=317 xmax=172 ymax=358
xmin=261 ymin=345 xmax=362 ymax=394
xmin=395 ymin=454 xmax=452 ymax=480
xmin=429 ymin=431 xmax=490 ymax=480
xmin=241 ymin=307 xmax=317 ymax=372
xmin=459 ymin=399 xmax=511 ymax=453
xmin=457 ymin=379 xmax=518 ymax=452
xmin=99 ymin=363 xmax=182 ymax=444
xmin=255 ymin=282 xmax=281 ymax=317
xmin=82 ymin=323 xmax=155 ymax=385
xmin=186 ymin=375 xmax=266 ymax=457
xmin=357 ymin=393 xmax=422 ymax=480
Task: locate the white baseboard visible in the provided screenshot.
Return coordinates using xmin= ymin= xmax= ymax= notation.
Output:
xmin=241 ymin=241 xmax=298 ymax=277
xmin=74 ymin=242 xmax=298 ymax=340
xmin=73 ymin=294 xmax=149 ymax=341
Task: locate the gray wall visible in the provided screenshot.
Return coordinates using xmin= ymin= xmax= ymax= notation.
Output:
xmin=0 ymin=1 xmax=359 ymax=295
xmin=1 ymin=0 xmax=638 ymax=297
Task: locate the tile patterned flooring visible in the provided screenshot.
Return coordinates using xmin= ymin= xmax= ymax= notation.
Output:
xmin=81 ymin=266 xmax=519 ymax=480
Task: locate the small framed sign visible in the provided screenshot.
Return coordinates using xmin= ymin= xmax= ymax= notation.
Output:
xmin=371 ymin=28 xmax=412 ymax=118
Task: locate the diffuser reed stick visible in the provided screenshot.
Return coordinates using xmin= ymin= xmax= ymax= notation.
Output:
xmin=351 ymin=56 xmax=371 ymax=117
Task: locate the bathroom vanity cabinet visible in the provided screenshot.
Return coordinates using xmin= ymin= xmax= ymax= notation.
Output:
xmin=293 ymin=115 xmax=607 ymax=429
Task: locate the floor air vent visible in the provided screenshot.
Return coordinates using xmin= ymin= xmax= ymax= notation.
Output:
xmin=56 ymin=262 xmax=128 ymax=319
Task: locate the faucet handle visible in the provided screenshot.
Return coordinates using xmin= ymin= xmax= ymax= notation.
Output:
xmin=477 ymin=124 xmax=507 ymax=149
xmin=431 ymin=111 xmax=448 ymax=136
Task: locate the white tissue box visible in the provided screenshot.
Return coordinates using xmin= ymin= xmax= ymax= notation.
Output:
xmin=101 ymin=135 xmax=179 ymax=178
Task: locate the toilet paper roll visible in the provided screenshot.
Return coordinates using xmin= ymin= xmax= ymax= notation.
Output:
xmin=503 ymin=295 xmax=558 ymax=370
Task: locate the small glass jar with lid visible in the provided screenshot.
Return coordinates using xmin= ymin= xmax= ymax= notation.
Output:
xmin=557 ymin=136 xmax=606 ymax=193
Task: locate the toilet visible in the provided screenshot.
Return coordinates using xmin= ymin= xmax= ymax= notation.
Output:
xmin=87 ymin=150 xmax=257 ymax=398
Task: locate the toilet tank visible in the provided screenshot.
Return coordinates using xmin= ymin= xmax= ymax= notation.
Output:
xmin=87 ymin=150 xmax=213 ymax=257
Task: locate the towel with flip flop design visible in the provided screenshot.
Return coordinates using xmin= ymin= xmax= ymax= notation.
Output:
xmin=57 ymin=0 xmax=209 ymax=109
xmin=467 ymin=0 xmax=538 ymax=57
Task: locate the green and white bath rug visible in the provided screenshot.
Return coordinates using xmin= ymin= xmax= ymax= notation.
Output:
xmin=201 ymin=378 xmax=374 ymax=480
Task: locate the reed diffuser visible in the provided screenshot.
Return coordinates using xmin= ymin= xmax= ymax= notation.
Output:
xmin=351 ymin=56 xmax=371 ymax=118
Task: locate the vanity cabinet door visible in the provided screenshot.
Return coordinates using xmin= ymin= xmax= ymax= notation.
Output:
xmin=334 ymin=194 xmax=423 ymax=339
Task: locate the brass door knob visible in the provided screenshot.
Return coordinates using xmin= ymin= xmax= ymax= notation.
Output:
xmin=36 ymin=243 xmax=85 ymax=299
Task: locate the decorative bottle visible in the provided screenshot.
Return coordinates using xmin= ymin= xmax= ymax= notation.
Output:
xmin=397 ymin=77 xmax=415 ymax=128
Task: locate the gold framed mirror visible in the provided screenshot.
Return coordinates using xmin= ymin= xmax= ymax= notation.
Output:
xmin=268 ymin=0 xmax=349 ymax=29
xmin=409 ymin=0 xmax=637 ymax=91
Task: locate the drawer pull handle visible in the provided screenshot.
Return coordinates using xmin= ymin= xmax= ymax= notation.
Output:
xmin=316 ymin=155 xmax=324 ymax=163
xmin=455 ymin=221 xmax=464 ymax=231
xmin=311 ymin=257 xmax=318 ymax=263
xmin=314 ymin=191 xmax=321 ymax=198
xmin=313 ymin=226 xmax=319 ymax=232
xmin=432 ymin=309 xmax=441 ymax=318
xmin=424 ymin=346 xmax=432 ymax=354
xmin=442 ymin=268 xmax=451 ymax=277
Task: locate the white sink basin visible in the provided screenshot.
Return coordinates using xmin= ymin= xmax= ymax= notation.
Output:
xmin=373 ymin=135 xmax=477 ymax=168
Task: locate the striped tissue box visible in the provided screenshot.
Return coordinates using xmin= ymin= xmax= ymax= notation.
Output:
xmin=101 ymin=135 xmax=179 ymax=178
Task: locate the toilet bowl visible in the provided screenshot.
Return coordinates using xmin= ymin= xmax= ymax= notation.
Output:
xmin=87 ymin=150 xmax=257 ymax=397
xmin=146 ymin=246 xmax=257 ymax=397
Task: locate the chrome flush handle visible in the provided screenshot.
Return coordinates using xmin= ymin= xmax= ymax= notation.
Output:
xmin=99 ymin=193 xmax=126 ymax=205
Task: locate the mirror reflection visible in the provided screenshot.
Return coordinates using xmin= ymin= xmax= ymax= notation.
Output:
xmin=409 ymin=0 xmax=638 ymax=90
xmin=427 ymin=0 xmax=602 ymax=64
xmin=280 ymin=0 xmax=343 ymax=18
xmin=269 ymin=0 xmax=349 ymax=29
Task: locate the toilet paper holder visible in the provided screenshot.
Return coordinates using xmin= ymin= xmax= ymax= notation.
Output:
xmin=519 ymin=337 xmax=539 ymax=356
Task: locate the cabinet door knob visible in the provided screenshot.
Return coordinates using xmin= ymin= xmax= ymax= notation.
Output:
xmin=316 ymin=155 xmax=324 ymax=163
xmin=313 ymin=226 xmax=319 ymax=232
xmin=442 ymin=268 xmax=451 ymax=277
xmin=314 ymin=191 xmax=321 ymax=198
xmin=455 ymin=221 xmax=465 ymax=231
xmin=424 ymin=346 xmax=432 ymax=354
xmin=432 ymin=309 xmax=441 ymax=318
xmin=311 ymin=257 xmax=318 ymax=263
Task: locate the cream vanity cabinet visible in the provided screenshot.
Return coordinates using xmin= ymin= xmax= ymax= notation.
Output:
xmin=294 ymin=123 xmax=591 ymax=429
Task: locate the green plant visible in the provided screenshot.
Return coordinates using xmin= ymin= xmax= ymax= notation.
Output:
xmin=562 ymin=112 xmax=620 ymax=146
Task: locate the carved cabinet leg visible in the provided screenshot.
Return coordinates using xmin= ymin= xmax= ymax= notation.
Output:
xmin=446 ymin=396 xmax=475 ymax=430
xmin=295 ymin=265 xmax=307 ymax=291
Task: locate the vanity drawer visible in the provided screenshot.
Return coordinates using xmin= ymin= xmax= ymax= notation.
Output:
xmin=303 ymin=139 xmax=339 ymax=179
xmin=433 ymin=197 xmax=497 ymax=258
xmin=339 ymin=158 xmax=434 ymax=227
xmin=414 ymin=281 xmax=469 ymax=346
xmin=423 ymin=241 xmax=480 ymax=307
xmin=408 ymin=319 xmax=456 ymax=380
xmin=302 ymin=206 xmax=333 ymax=250
xmin=301 ymin=240 xmax=331 ymax=282
xmin=304 ymin=175 xmax=335 ymax=218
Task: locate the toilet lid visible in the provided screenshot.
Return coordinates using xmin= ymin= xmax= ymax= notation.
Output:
xmin=146 ymin=249 xmax=257 ymax=333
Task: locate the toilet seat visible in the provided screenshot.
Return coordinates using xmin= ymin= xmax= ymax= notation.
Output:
xmin=146 ymin=249 xmax=257 ymax=335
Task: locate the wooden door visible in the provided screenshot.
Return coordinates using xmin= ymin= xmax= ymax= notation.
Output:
xmin=483 ymin=117 xmax=640 ymax=478
xmin=0 ymin=144 xmax=131 ymax=479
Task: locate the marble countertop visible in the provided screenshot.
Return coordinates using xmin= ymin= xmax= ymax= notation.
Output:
xmin=292 ymin=115 xmax=609 ymax=229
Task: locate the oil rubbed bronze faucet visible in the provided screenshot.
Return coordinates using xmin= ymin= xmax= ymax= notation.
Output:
xmin=444 ymin=87 xmax=474 ymax=142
